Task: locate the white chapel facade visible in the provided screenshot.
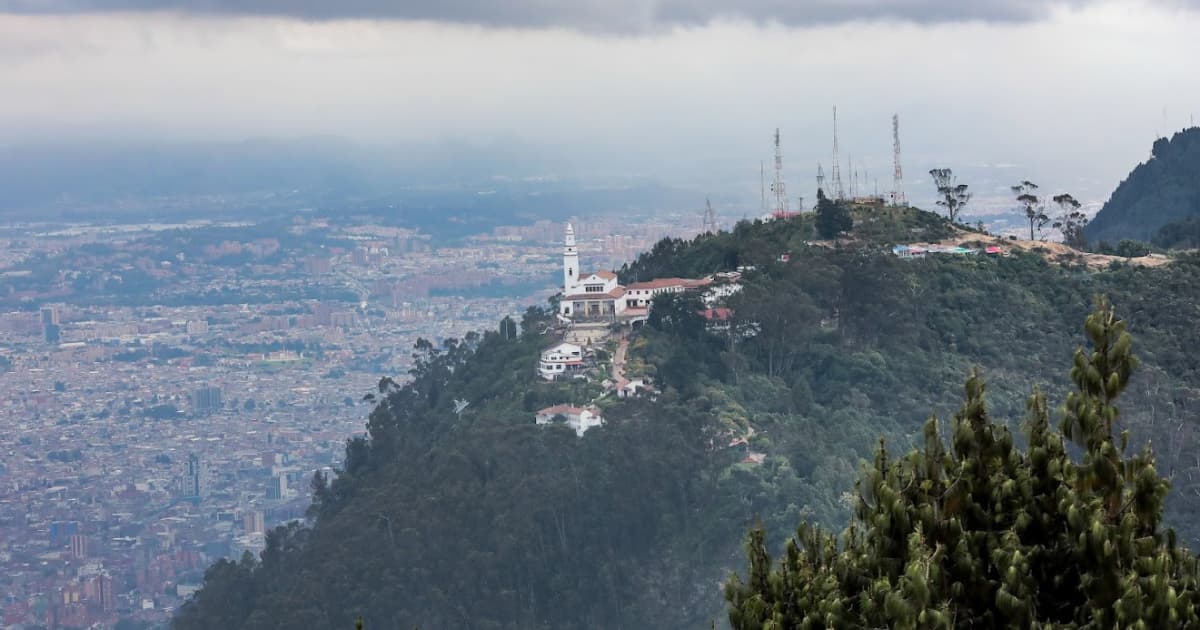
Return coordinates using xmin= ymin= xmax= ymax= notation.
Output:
xmin=558 ymin=222 xmax=713 ymax=322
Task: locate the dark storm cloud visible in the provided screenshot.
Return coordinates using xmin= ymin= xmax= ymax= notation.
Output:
xmin=0 ymin=0 xmax=1156 ymax=31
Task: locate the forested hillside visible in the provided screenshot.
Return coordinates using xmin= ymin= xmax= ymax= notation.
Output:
xmin=726 ymin=301 xmax=1200 ymax=628
xmin=176 ymin=207 xmax=1200 ymax=629
xmin=1086 ymin=126 xmax=1200 ymax=244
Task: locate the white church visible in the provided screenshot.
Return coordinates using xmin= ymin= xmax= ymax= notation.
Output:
xmin=558 ymin=223 xmax=714 ymax=322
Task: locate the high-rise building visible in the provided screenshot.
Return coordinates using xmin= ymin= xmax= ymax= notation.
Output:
xmin=184 ymin=453 xmax=209 ymax=500
xmin=190 ymin=385 xmax=223 ymax=415
xmin=266 ymin=474 xmax=288 ymax=500
xmin=49 ymin=521 xmax=79 ymax=547
xmin=243 ymin=510 xmax=266 ymax=534
xmin=69 ymin=534 xmax=88 ymax=559
xmin=40 ymin=305 xmax=60 ymax=326
xmin=98 ymin=572 xmax=115 ymax=611
xmin=43 ymin=323 xmax=61 ymax=344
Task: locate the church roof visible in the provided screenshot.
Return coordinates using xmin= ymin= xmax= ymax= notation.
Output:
xmin=626 ymin=277 xmax=710 ymax=291
xmin=563 ymin=287 xmax=626 ymax=300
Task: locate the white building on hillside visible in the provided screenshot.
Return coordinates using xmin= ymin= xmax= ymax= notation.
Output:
xmin=538 ymin=342 xmax=585 ymax=380
xmin=623 ymin=277 xmax=711 ymax=310
xmin=535 ymin=404 xmax=604 ymax=437
xmin=560 ymin=223 xmax=630 ymax=319
xmin=558 ymin=223 xmax=719 ymax=322
xmin=703 ymin=271 xmax=744 ymax=305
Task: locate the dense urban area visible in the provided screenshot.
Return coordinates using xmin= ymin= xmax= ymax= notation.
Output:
xmin=0 ymin=209 xmax=702 ymax=629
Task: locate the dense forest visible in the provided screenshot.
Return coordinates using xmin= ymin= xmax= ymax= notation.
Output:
xmin=176 ymin=205 xmax=1200 ymax=629
xmin=726 ymin=300 xmax=1200 ymax=627
xmin=1086 ymin=126 xmax=1200 ymax=244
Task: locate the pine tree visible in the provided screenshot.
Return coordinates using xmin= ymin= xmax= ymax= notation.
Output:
xmin=725 ymin=297 xmax=1200 ymax=628
xmin=815 ymin=189 xmax=853 ymax=240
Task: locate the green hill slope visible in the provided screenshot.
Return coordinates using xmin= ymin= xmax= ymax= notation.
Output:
xmin=1086 ymin=126 xmax=1200 ymax=244
xmin=175 ymin=208 xmax=1200 ymax=629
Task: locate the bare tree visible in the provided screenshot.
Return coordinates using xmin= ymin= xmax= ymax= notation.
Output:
xmin=1013 ymin=180 xmax=1050 ymax=241
xmin=1051 ymin=193 xmax=1089 ymax=249
xmin=929 ymin=168 xmax=972 ymax=224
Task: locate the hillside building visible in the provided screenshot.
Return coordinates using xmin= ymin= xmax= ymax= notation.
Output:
xmin=538 ymin=342 xmax=586 ymax=380
xmin=535 ymin=404 xmax=604 ymax=437
xmin=558 ymin=223 xmax=726 ymax=322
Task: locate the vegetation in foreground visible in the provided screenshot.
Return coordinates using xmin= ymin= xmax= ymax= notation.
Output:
xmin=727 ymin=299 xmax=1200 ymax=628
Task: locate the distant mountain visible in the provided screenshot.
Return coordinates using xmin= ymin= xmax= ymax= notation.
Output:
xmin=1085 ymin=126 xmax=1200 ymax=244
xmin=173 ymin=207 xmax=1200 ymax=630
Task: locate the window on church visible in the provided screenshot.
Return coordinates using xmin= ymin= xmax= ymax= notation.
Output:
xmin=585 ymin=285 xmax=603 ymax=293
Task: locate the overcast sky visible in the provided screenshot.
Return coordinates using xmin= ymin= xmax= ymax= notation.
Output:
xmin=1 ymin=0 xmax=1199 ymax=205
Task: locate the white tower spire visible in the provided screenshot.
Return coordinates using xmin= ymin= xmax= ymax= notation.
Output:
xmin=563 ymin=222 xmax=579 ymax=296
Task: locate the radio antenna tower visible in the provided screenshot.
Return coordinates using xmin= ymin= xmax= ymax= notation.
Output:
xmin=816 ymin=163 xmax=826 ymax=194
xmin=759 ymin=161 xmax=766 ymax=213
xmin=771 ymin=128 xmax=789 ymax=214
xmin=702 ymin=197 xmax=718 ymax=234
xmin=892 ymin=113 xmax=907 ymax=207
xmin=830 ymin=107 xmax=845 ymax=201
xmin=848 ymin=154 xmax=855 ymax=198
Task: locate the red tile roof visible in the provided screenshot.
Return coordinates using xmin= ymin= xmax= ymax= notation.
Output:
xmin=701 ymin=308 xmax=734 ymax=321
xmin=537 ymin=405 xmax=585 ymax=416
xmin=563 ymin=287 xmax=626 ymax=300
xmin=627 ymin=277 xmax=712 ymax=291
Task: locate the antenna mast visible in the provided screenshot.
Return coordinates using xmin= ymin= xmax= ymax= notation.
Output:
xmin=831 ymin=107 xmax=845 ymax=201
xmin=816 ymin=163 xmax=826 ymax=194
xmin=772 ymin=128 xmax=789 ymax=214
xmin=760 ymin=161 xmax=766 ymax=213
xmin=702 ymin=197 xmax=718 ymax=234
xmin=892 ymin=113 xmax=906 ymax=207
xmin=848 ymin=154 xmax=855 ymax=198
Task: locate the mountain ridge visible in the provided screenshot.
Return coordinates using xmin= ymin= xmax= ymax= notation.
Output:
xmin=1086 ymin=126 xmax=1200 ymax=244
xmin=174 ymin=206 xmax=1200 ymax=629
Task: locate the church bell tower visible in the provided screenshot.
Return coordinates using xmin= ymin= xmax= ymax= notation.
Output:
xmin=563 ymin=222 xmax=579 ymax=296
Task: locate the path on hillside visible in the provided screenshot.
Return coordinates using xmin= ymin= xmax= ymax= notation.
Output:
xmin=611 ymin=336 xmax=628 ymax=384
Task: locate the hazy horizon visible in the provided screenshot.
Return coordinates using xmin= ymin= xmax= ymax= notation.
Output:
xmin=3 ymin=1 xmax=1200 ymax=212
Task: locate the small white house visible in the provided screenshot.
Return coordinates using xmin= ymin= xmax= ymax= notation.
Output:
xmin=703 ymin=273 xmax=743 ymax=306
xmin=535 ymin=405 xmax=605 ymax=437
xmin=615 ymin=377 xmax=651 ymax=399
xmin=538 ymin=342 xmax=585 ymax=380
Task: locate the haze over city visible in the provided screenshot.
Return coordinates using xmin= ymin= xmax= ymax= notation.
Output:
xmin=2 ymin=0 xmax=1200 ymax=205
xmin=7 ymin=2 xmax=1200 ymax=629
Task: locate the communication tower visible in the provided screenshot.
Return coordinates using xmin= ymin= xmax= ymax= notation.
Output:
xmin=816 ymin=163 xmax=826 ymax=194
xmin=702 ymin=197 xmax=718 ymax=234
xmin=760 ymin=161 xmax=766 ymax=213
xmin=830 ymin=107 xmax=845 ymax=201
xmin=892 ymin=114 xmax=907 ymax=207
xmin=771 ymin=128 xmax=789 ymax=214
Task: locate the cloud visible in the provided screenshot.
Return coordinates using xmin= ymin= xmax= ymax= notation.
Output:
xmin=0 ymin=0 xmax=1145 ymax=32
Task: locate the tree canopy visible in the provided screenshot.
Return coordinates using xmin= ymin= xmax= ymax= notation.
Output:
xmin=725 ymin=299 xmax=1200 ymax=628
xmin=815 ymin=189 xmax=853 ymax=239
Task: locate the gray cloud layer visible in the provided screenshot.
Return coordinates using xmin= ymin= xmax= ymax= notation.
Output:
xmin=0 ymin=0 xmax=1151 ymax=31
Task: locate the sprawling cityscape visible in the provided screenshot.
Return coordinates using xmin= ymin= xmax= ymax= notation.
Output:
xmin=0 ymin=209 xmax=705 ymax=628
